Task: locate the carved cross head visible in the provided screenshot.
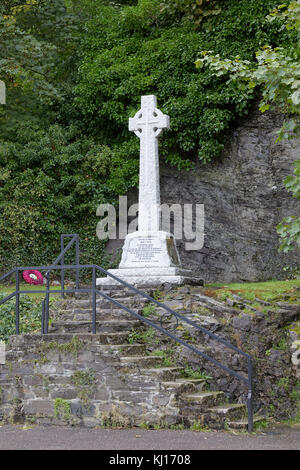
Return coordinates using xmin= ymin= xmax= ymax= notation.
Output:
xmin=129 ymin=95 xmax=169 ymax=139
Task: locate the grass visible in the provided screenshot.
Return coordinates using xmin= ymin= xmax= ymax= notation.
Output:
xmin=0 ymin=282 xmax=62 ymax=299
xmin=150 ymin=348 xmax=176 ymax=367
xmin=206 ymin=279 xmax=300 ymax=302
xmin=182 ymin=366 xmax=212 ymax=381
xmin=2 ymin=279 xmax=298 ymax=302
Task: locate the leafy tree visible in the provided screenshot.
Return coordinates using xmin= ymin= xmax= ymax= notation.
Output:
xmin=0 ymin=1 xmax=89 ymax=271
xmin=75 ymin=0 xmax=290 ymax=166
xmin=0 ymin=7 xmax=58 ymax=105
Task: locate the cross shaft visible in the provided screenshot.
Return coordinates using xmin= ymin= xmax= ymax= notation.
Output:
xmin=129 ymin=95 xmax=169 ymax=233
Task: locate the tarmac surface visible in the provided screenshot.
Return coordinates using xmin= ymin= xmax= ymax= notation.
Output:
xmin=0 ymin=424 xmax=299 ymax=450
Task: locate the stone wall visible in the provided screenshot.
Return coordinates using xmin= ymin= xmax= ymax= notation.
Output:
xmin=0 ymin=334 xmax=180 ymax=427
xmin=0 ymin=286 xmax=299 ymax=427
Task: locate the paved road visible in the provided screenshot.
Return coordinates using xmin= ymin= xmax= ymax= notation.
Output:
xmin=0 ymin=424 xmax=299 ymax=450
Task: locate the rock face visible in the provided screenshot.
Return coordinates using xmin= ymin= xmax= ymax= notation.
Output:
xmin=160 ymin=108 xmax=300 ymax=282
xmin=106 ymin=108 xmax=300 ymax=282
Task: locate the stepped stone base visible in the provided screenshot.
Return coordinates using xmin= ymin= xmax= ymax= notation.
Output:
xmin=97 ymin=267 xmax=203 ymax=288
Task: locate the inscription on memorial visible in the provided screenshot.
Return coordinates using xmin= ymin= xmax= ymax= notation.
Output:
xmin=127 ymin=238 xmax=163 ymax=264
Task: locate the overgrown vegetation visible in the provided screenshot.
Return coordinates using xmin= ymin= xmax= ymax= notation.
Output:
xmin=71 ymin=369 xmax=97 ymax=407
xmin=0 ymin=292 xmax=43 ymax=342
xmin=53 ymin=397 xmax=72 ymax=422
xmin=0 ymin=0 xmax=296 ymax=271
xmin=209 ymin=279 xmax=300 ymax=303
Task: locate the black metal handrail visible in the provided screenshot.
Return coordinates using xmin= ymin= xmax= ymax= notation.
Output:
xmin=0 ymin=239 xmax=254 ymax=432
xmin=42 ymin=234 xmax=79 ymax=334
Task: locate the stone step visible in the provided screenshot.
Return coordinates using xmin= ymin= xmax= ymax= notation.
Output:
xmin=160 ymin=379 xmax=206 ymax=395
xmin=99 ymin=344 xmax=146 ymax=356
xmin=56 ymin=308 xmax=142 ymax=322
xmin=53 ymin=301 xmax=143 ymax=311
xmin=160 ymin=378 xmax=206 ymax=395
xmin=96 ymin=286 xmax=154 ymax=296
xmin=52 ymin=298 xmax=149 ymax=313
xmin=101 ymin=290 xmax=139 ymax=298
xmin=177 ymin=402 xmax=248 ymax=430
xmin=180 ymin=391 xmax=225 ymax=411
xmin=207 ymin=403 xmax=247 ymax=422
xmin=96 ymin=298 xmax=148 ymax=309
xmin=49 ymin=320 xmax=141 ymax=334
xmin=8 ymin=332 xmax=133 ymax=346
xmin=58 ymin=299 xmax=91 ymax=309
xmin=120 ymin=355 xmax=165 ymax=368
xmin=110 ymin=389 xmax=158 ymax=402
xmin=227 ymin=415 xmax=266 ymax=431
xmin=139 ymin=367 xmax=184 ymax=381
xmin=98 ymin=332 xmax=133 ymax=345
xmin=67 ymin=288 xmax=148 ymax=299
xmin=53 ymin=295 xmax=162 ymax=312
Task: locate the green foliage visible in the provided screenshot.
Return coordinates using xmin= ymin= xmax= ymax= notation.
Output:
xmin=182 ymin=365 xmax=212 ymax=380
xmin=190 ymin=420 xmax=211 ymax=431
xmin=0 ymin=122 xmax=125 ymax=270
xmin=277 ymin=159 xmax=300 ymax=251
xmin=75 ymin=0 xmax=288 ymax=166
xmin=197 ymin=44 xmax=300 ymax=140
xmin=127 ymin=327 xmax=158 ymax=345
xmin=150 ymin=347 xmax=176 ymax=367
xmin=0 ymin=0 xmax=78 ymax=105
xmin=142 ymin=304 xmax=156 ymax=317
xmin=0 ymin=0 xmax=296 ymax=270
xmin=71 ymin=369 xmax=97 ymax=407
xmin=159 ymin=0 xmax=221 ymax=27
xmin=0 ymin=292 xmax=42 ymax=342
xmin=53 ymin=397 xmax=71 ymax=421
xmin=40 ymin=335 xmax=84 ymax=357
xmin=211 ymin=279 xmax=300 ymax=302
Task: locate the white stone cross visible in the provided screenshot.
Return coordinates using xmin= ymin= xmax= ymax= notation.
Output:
xmin=0 ymin=81 xmax=6 ymax=105
xmin=129 ymin=95 xmax=169 ymax=233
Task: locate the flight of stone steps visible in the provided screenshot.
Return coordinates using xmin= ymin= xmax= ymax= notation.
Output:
xmin=44 ymin=286 xmax=256 ymax=431
xmin=0 ymin=286 xmax=261 ymax=430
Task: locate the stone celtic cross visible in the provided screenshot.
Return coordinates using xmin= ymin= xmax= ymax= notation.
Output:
xmin=129 ymin=95 xmax=169 ymax=233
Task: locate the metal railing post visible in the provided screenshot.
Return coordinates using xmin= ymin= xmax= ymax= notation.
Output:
xmin=15 ymin=269 xmax=20 ymax=335
xmin=41 ymin=300 xmax=45 ymax=335
xmin=75 ymin=235 xmax=80 ymax=290
xmin=92 ymin=266 xmax=96 ymax=334
xmin=247 ymin=356 xmax=253 ymax=433
xmin=61 ymin=235 xmax=65 ymax=299
xmin=45 ymin=271 xmax=50 ymax=334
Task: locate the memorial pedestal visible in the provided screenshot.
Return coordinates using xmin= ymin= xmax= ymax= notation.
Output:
xmin=97 ymin=231 xmax=201 ymax=287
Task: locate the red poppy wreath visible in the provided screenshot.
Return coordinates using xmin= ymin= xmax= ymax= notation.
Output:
xmin=22 ymin=270 xmax=44 ymax=285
